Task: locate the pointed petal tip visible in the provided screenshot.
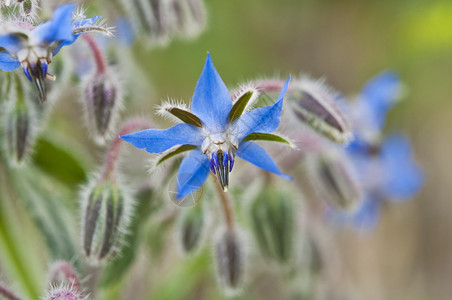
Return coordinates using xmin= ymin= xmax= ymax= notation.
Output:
xmin=281 ymin=173 xmax=293 ymax=181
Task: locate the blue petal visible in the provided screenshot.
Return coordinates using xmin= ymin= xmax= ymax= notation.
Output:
xmin=120 ymin=123 xmax=204 ymax=153
xmin=235 ymin=141 xmax=292 ymax=180
xmin=0 ymin=51 xmax=20 ymax=71
xmin=360 ymin=71 xmax=400 ymax=130
xmin=32 ymin=3 xmax=75 ymax=44
xmin=380 ymin=134 xmax=423 ymax=199
xmin=176 ymin=149 xmax=210 ymax=199
xmin=190 ymin=53 xmax=232 ymax=132
xmin=73 ymin=15 xmax=101 ymax=28
xmin=229 ymin=77 xmax=290 ymax=141
xmin=0 ymin=34 xmax=23 ymax=54
xmin=352 ymin=197 xmax=381 ymax=230
xmin=115 ymin=16 xmax=135 ymax=45
xmin=326 ymin=196 xmax=381 ymax=231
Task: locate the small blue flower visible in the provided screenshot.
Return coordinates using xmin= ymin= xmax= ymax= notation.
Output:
xmin=0 ymin=3 xmax=112 ymax=102
xmin=348 ymin=71 xmax=401 ymax=145
xmin=121 ymin=54 xmax=292 ymax=200
xmin=327 ymin=72 xmax=423 ymax=230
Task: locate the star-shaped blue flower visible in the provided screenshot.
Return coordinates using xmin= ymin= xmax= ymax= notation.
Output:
xmin=121 ymin=54 xmax=292 ymax=200
xmin=329 ymin=72 xmax=424 ymax=229
xmin=0 ymin=3 xmax=111 ymax=102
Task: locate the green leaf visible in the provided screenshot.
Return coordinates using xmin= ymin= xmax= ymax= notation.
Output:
xmin=165 ymin=107 xmax=203 ymax=127
xmin=156 ymin=145 xmax=197 ymax=166
xmin=11 ymin=167 xmax=78 ymax=261
xmin=229 ymin=90 xmax=254 ymax=122
xmin=33 ymin=137 xmax=87 ymax=187
xmin=243 ymin=132 xmax=292 ymax=145
xmin=0 ymin=168 xmax=45 ymax=300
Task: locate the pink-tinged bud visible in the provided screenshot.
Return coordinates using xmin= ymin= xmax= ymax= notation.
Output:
xmin=44 ymin=286 xmax=82 ymax=300
xmin=306 ymin=149 xmax=362 ymax=211
xmin=80 ymin=178 xmax=132 ymax=265
xmin=82 ymin=72 xmax=122 ymax=144
xmin=214 ymin=228 xmax=246 ymax=296
xmin=48 ymin=261 xmax=82 ymax=294
xmin=288 ymin=77 xmax=353 ymax=144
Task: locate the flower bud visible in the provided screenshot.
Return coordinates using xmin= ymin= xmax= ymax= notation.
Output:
xmin=178 ymin=202 xmax=204 ymax=254
xmin=82 ymin=72 xmax=121 ymax=144
xmin=288 ymin=77 xmax=352 ymax=144
xmin=2 ymin=76 xmax=37 ymax=166
xmin=306 ymin=149 xmax=362 ymax=211
xmin=44 ymin=286 xmax=82 ymax=300
xmin=214 ymin=228 xmax=245 ymax=295
xmin=120 ymin=0 xmax=206 ymax=46
xmin=48 ymin=261 xmax=81 ymax=294
xmin=169 ymin=0 xmax=206 ymax=38
xmin=81 ymin=179 xmax=131 ymax=265
xmin=250 ymin=187 xmax=295 ymax=264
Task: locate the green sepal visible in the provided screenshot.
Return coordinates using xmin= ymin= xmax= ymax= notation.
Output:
xmin=229 ymin=90 xmax=254 ymax=122
xmin=165 ymin=107 xmax=203 ymax=127
xmin=243 ymin=132 xmax=292 ymax=146
xmin=156 ymin=145 xmax=197 ymax=166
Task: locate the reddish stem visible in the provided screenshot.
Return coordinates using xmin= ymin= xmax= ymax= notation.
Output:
xmin=0 ymin=284 xmax=22 ymax=300
xmin=83 ymin=34 xmax=107 ymax=75
xmin=48 ymin=261 xmax=82 ymax=294
xmin=214 ymin=179 xmax=235 ymax=232
xmin=101 ymin=118 xmax=153 ymax=182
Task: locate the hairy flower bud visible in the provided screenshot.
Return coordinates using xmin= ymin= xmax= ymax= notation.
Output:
xmin=169 ymin=0 xmax=206 ymax=38
xmin=44 ymin=286 xmax=82 ymax=300
xmin=2 ymin=76 xmax=37 ymax=166
xmin=48 ymin=261 xmax=82 ymax=294
xmin=120 ymin=0 xmax=206 ymax=46
xmin=82 ymin=72 xmax=121 ymax=144
xmin=288 ymin=78 xmax=352 ymax=144
xmin=214 ymin=228 xmax=245 ymax=295
xmin=81 ymin=179 xmax=131 ymax=265
xmin=306 ymin=149 xmax=362 ymax=211
xmin=178 ymin=202 xmax=204 ymax=254
xmin=250 ymin=188 xmax=295 ymax=263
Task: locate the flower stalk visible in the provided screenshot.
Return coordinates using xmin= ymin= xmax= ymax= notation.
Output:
xmin=214 ymin=179 xmax=235 ymax=232
xmin=0 ymin=284 xmax=22 ymax=300
xmin=83 ymin=34 xmax=107 ymax=75
xmin=101 ymin=118 xmax=153 ymax=182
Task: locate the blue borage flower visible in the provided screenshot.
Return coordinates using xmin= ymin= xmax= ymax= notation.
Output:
xmin=328 ymin=72 xmax=423 ymax=229
xmin=121 ymin=54 xmax=292 ymax=200
xmin=0 ymin=3 xmax=113 ymax=102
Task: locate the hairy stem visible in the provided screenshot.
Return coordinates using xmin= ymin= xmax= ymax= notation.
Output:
xmin=101 ymin=118 xmax=153 ymax=182
xmin=0 ymin=284 xmax=22 ymax=300
xmin=214 ymin=179 xmax=235 ymax=232
xmin=83 ymin=34 xmax=107 ymax=75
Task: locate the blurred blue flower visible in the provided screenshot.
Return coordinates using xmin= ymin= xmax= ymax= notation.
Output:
xmin=348 ymin=71 xmax=401 ymax=146
xmin=329 ymin=72 xmax=423 ymax=229
xmin=121 ymin=54 xmax=291 ymax=200
xmin=0 ymin=3 xmax=112 ymax=101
